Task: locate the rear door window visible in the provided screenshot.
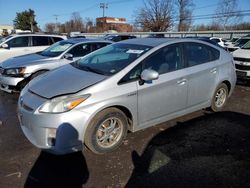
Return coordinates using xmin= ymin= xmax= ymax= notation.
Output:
xmin=52 ymin=37 xmax=64 ymax=43
xmin=32 ymin=36 xmax=50 ymax=46
xmin=184 ymin=42 xmax=220 ymax=67
xmin=7 ymin=36 xmax=29 ymax=47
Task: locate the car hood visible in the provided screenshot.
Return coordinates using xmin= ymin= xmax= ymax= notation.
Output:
xmin=233 ymin=49 xmax=250 ymax=59
xmin=1 ymin=53 xmax=55 ymax=68
xmin=29 ymin=64 xmax=108 ymax=99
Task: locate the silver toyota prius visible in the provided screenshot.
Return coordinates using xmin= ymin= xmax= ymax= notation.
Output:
xmin=17 ymin=38 xmax=236 ymax=154
xmin=0 ymin=38 xmax=112 ymax=93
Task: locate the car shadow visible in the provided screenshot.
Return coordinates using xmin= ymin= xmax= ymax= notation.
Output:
xmin=126 ymin=111 xmax=250 ymax=188
xmin=25 ymin=151 xmax=89 ymax=188
xmin=24 ymin=123 xmax=89 ymax=188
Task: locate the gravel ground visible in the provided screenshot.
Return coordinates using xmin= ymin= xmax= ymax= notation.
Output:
xmin=0 ymin=83 xmax=249 ymax=188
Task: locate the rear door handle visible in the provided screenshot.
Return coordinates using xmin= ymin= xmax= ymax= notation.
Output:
xmin=210 ymin=68 xmax=217 ymax=74
xmin=177 ymin=78 xmax=187 ymax=85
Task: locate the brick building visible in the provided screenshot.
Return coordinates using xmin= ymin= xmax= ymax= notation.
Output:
xmin=96 ymin=17 xmax=132 ymax=32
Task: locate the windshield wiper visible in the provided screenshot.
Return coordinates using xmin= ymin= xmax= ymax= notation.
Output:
xmin=37 ymin=52 xmax=49 ymax=57
xmin=80 ymin=65 xmax=105 ymax=75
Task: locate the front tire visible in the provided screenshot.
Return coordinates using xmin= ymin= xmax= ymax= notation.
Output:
xmin=85 ymin=108 xmax=128 ymax=154
xmin=211 ymin=83 xmax=228 ymax=112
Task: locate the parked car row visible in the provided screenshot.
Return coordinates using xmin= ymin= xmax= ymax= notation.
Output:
xmin=226 ymin=36 xmax=250 ymax=52
xmin=14 ymin=38 xmax=236 ymax=154
xmin=0 ymin=33 xmax=67 ymax=62
xmin=0 ymin=38 xmax=112 ymax=92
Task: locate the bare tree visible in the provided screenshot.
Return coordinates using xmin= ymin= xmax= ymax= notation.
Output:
xmin=85 ymin=17 xmax=94 ymax=32
xmin=214 ymin=0 xmax=242 ymax=30
xmin=44 ymin=23 xmax=56 ymax=33
xmin=70 ymin=12 xmax=85 ymax=32
xmin=176 ymin=0 xmax=194 ymax=31
xmin=134 ymin=0 xmax=174 ymax=32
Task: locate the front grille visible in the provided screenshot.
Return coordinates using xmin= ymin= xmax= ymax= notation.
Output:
xmin=234 ymin=57 xmax=250 ymax=62
xmin=20 ymin=97 xmax=34 ymax=112
xmin=235 ymin=64 xmax=250 ymax=71
xmin=22 ymin=103 xmax=34 ymax=112
xmin=228 ymin=48 xmax=237 ymax=52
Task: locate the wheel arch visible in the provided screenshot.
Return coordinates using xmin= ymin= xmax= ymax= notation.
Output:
xmin=30 ymin=69 xmax=49 ymax=79
xmin=83 ymin=105 xmax=132 ymax=153
xmin=83 ymin=104 xmax=134 ymax=138
xmin=16 ymin=69 xmax=49 ymax=90
xmin=221 ymin=80 xmax=231 ymax=93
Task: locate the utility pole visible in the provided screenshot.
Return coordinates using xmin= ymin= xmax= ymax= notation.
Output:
xmin=30 ymin=16 xmax=34 ymax=32
xmin=53 ymin=14 xmax=59 ymax=33
xmin=100 ymin=3 xmax=108 ymax=32
xmin=100 ymin=3 xmax=108 ymax=17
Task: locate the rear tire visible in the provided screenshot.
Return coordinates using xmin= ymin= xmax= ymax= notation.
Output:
xmin=85 ymin=108 xmax=128 ymax=154
xmin=211 ymin=83 xmax=228 ymax=112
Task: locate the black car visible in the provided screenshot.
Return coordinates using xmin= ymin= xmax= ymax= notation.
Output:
xmin=104 ymin=34 xmax=136 ymax=42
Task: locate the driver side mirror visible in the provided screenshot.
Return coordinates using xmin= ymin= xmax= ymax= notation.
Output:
xmin=63 ymin=53 xmax=73 ymax=61
xmin=1 ymin=43 xmax=9 ymax=49
xmin=139 ymin=69 xmax=159 ymax=85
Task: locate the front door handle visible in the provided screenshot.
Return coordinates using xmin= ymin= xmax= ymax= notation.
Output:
xmin=177 ymin=78 xmax=187 ymax=85
xmin=210 ymin=68 xmax=217 ymax=74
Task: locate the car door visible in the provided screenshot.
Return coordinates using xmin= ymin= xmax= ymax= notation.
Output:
xmin=3 ymin=36 xmax=30 ymax=60
xmin=137 ymin=43 xmax=188 ymax=127
xmin=183 ymin=42 xmax=219 ymax=107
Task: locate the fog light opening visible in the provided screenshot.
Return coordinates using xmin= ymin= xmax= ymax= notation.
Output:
xmin=47 ymin=128 xmax=57 ymax=146
xmin=48 ymin=137 xmax=56 ymax=146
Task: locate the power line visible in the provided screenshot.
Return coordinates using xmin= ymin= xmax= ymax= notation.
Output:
xmin=127 ymin=10 xmax=250 ymax=24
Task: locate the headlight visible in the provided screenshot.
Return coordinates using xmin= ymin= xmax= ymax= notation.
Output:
xmin=5 ymin=67 xmax=26 ymax=76
xmin=242 ymin=62 xmax=250 ymax=66
xmin=39 ymin=94 xmax=90 ymax=113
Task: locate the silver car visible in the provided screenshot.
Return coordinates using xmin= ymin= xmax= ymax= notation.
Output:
xmin=0 ymin=38 xmax=112 ymax=93
xmin=17 ymin=38 xmax=236 ymax=154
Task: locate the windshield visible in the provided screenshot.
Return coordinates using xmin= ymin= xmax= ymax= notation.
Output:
xmin=242 ymin=41 xmax=250 ymax=49
xmin=72 ymin=43 xmax=152 ymax=76
xmin=39 ymin=41 xmax=73 ymax=57
xmin=234 ymin=38 xmax=250 ymax=47
xmin=0 ymin=36 xmax=13 ymax=44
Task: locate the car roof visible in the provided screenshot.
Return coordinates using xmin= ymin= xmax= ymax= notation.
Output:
xmin=117 ymin=38 xmax=224 ymax=50
xmin=10 ymin=33 xmax=65 ymax=37
xmin=65 ymin=38 xmax=113 ymax=44
xmin=119 ymin=38 xmax=175 ymax=47
xmin=105 ymin=34 xmax=134 ymax=36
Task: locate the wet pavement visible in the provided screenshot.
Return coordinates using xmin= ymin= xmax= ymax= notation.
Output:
xmin=0 ymin=83 xmax=249 ymax=188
